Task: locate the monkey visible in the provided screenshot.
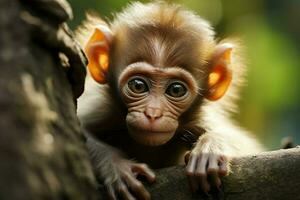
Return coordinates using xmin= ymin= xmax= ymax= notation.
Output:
xmin=76 ymin=2 xmax=264 ymax=200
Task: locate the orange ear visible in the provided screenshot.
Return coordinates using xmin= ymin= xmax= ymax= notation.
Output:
xmin=205 ymin=43 xmax=233 ymax=101
xmin=85 ymin=25 xmax=112 ymax=84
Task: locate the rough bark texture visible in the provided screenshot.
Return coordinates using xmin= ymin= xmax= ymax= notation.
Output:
xmin=0 ymin=0 xmax=97 ymax=199
xmin=97 ymin=147 xmax=300 ymax=200
xmin=144 ymin=147 xmax=300 ymax=200
xmin=1 ymin=1 xmax=300 ymax=200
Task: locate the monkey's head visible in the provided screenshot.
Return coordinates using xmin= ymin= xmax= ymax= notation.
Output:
xmin=83 ymin=2 xmax=233 ymax=146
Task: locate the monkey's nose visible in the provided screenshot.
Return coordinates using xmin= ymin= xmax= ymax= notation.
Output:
xmin=144 ymin=107 xmax=163 ymax=122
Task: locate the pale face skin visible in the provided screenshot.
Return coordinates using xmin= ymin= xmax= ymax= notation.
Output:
xmin=118 ymin=62 xmax=198 ymax=146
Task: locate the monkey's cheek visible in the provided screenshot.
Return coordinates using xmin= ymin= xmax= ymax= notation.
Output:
xmin=128 ymin=130 xmax=175 ymax=146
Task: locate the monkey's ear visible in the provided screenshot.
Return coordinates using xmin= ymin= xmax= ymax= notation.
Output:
xmin=205 ymin=43 xmax=233 ymax=101
xmin=85 ymin=25 xmax=112 ymax=84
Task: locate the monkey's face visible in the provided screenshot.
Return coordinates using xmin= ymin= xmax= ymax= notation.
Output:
xmin=118 ymin=62 xmax=198 ymax=146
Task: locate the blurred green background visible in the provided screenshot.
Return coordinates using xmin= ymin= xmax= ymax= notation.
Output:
xmin=68 ymin=0 xmax=300 ymax=150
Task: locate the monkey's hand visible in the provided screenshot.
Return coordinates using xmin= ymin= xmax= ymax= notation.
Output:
xmin=101 ymin=157 xmax=156 ymax=200
xmin=185 ymin=134 xmax=229 ymax=193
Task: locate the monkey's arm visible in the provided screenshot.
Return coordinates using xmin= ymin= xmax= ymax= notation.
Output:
xmin=78 ymin=81 xmax=156 ymax=199
xmin=86 ymin=137 xmax=156 ymax=200
xmin=186 ymin=117 xmax=264 ymax=193
xmin=198 ymin=121 xmax=263 ymax=157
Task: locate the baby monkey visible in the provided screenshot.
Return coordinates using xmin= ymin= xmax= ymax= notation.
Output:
xmin=77 ymin=2 xmax=263 ymax=200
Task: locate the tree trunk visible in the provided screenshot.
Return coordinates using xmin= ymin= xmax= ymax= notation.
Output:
xmin=0 ymin=0 xmax=97 ymax=199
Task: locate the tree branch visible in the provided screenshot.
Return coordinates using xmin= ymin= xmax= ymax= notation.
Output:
xmin=96 ymin=147 xmax=300 ymax=199
xmin=140 ymin=147 xmax=300 ymax=200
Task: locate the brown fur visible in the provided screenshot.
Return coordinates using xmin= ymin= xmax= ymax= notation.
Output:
xmin=76 ymin=2 xmax=264 ymax=197
xmin=77 ymin=0 xmax=263 ymax=162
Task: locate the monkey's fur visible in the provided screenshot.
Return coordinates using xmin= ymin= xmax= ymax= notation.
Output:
xmin=76 ymin=2 xmax=264 ymax=199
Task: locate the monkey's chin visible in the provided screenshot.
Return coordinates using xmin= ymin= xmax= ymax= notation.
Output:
xmin=129 ymin=130 xmax=175 ymax=146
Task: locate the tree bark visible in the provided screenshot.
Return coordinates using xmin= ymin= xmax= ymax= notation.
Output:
xmin=0 ymin=0 xmax=97 ymax=199
xmin=141 ymin=147 xmax=300 ymax=200
xmin=96 ymin=148 xmax=300 ymax=199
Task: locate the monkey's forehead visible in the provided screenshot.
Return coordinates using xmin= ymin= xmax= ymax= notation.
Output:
xmin=110 ymin=24 xmax=213 ymax=79
xmin=111 ymin=2 xmax=215 ymax=43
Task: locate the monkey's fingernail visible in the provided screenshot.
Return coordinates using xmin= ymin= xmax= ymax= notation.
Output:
xmin=145 ymin=172 xmax=156 ymax=183
xmin=149 ymin=173 xmax=156 ymax=180
xmin=149 ymin=176 xmax=156 ymax=183
xmin=150 ymin=172 xmax=155 ymax=177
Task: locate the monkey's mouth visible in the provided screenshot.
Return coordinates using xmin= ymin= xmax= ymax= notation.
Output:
xmin=129 ymin=126 xmax=174 ymax=136
xmin=128 ymin=126 xmax=175 ymax=146
xmin=127 ymin=122 xmax=175 ymax=134
xmin=139 ymin=130 xmax=171 ymax=135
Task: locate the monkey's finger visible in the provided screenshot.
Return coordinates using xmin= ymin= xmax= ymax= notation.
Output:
xmin=207 ymin=155 xmax=221 ymax=188
xmin=195 ymin=154 xmax=210 ymax=192
xmin=196 ymin=173 xmax=210 ymax=193
xmin=123 ymin=172 xmax=151 ymax=200
xmin=186 ymin=154 xmax=199 ymax=193
xmin=218 ymin=157 xmax=228 ymax=176
xmin=118 ymin=182 xmax=136 ymax=200
xmin=186 ymin=153 xmax=197 ymax=173
xmin=184 ymin=151 xmax=191 ymax=165
xmin=132 ymin=164 xmax=156 ymax=183
xmin=106 ymin=185 xmax=117 ymax=200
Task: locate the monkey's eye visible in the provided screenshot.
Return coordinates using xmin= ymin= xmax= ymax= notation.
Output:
xmin=128 ymin=78 xmax=149 ymax=94
xmin=166 ymin=82 xmax=187 ymax=98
